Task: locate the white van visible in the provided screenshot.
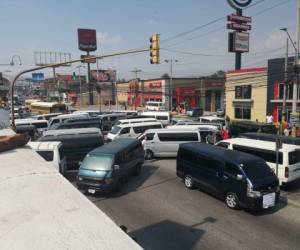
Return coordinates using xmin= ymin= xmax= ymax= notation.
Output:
xmin=145 ymin=101 xmax=165 ymax=111
xmin=107 ymin=122 xmax=163 ymax=141
xmin=141 ymin=128 xmax=201 ymax=159
xmin=140 ymin=111 xmax=170 ymax=125
xmin=48 ymin=114 xmax=89 ymax=128
xmin=15 ymin=118 xmax=49 ymax=132
xmin=114 ymin=117 xmax=157 ymax=126
xmin=216 ymin=138 xmax=300 ymax=185
xmin=28 ymin=141 xmax=67 ymax=174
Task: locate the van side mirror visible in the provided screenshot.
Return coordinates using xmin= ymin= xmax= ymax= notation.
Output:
xmin=113 ymin=165 xmax=120 ymax=170
xmin=236 ymin=174 xmax=243 ymax=181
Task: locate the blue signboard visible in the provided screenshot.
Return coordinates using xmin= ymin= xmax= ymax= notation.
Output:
xmin=32 ymin=73 xmax=44 ymax=82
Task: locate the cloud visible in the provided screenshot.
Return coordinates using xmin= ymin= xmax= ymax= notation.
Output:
xmin=148 ymin=19 xmax=159 ymax=25
xmin=263 ymin=29 xmax=288 ymax=48
xmin=96 ymin=32 xmax=123 ymax=45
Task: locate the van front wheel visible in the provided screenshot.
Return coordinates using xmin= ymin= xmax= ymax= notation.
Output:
xmin=184 ymin=175 xmax=195 ymax=189
xmin=225 ymin=192 xmax=240 ymax=209
xmin=145 ymin=150 xmax=153 ymax=160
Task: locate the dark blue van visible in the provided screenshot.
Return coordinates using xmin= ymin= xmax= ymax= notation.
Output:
xmin=77 ymin=138 xmax=144 ymax=194
xmin=177 ymin=143 xmax=280 ymax=210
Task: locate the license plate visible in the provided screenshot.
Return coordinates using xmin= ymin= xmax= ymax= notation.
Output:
xmin=263 ymin=192 xmax=275 ymax=209
xmin=88 ymin=189 xmax=96 ymax=194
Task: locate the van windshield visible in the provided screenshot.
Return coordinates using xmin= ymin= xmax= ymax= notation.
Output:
xmin=241 ymin=160 xmax=274 ymax=180
xmin=81 ymin=154 xmax=113 ymax=171
xmin=111 ymin=126 xmax=122 ymax=134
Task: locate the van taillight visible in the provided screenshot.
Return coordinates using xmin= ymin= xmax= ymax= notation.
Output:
xmin=285 ymin=167 xmax=289 ymax=178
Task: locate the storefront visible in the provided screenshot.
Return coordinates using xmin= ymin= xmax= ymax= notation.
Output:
xmin=175 ymin=87 xmax=199 ymax=110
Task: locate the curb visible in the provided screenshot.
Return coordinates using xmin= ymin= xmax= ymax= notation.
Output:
xmin=279 ymin=196 xmax=300 ymax=209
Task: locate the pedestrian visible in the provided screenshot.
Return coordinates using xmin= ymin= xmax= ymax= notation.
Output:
xmin=141 ymin=135 xmax=147 ymax=149
xmin=284 ymin=126 xmax=290 ymax=136
xmin=291 ymin=125 xmax=297 ymax=137
xmin=266 ymin=113 xmax=273 ymax=124
xmin=221 ymin=126 xmax=229 ymax=140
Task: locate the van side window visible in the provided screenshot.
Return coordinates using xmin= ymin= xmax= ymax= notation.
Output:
xmin=120 ymin=127 xmax=130 ymax=134
xmin=158 ymin=133 xmax=198 ymax=141
xmin=145 ymin=133 xmax=155 ymax=140
xmin=225 ymin=163 xmax=241 ymax=176
xmin=217 ymin=142 xmax=229 ymax=148
xmin=133 ymin=126 xmax=146 ymax=134
xmin=37 ymin=150 xmax=54 ymax=161
xmin=199 ymin=156 xmax=221 ymax=173
xmin=233 ymin=144 xmax=283 ymax=164
xmin=156 ymin=115 xmax=168 ymax=120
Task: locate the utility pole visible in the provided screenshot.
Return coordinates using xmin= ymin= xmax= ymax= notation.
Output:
xmin=131 ymin=68 xmax=141 ymax=110
xmin=283 ymin=38 xmax=289 ymax=122
xmin=295 ymin=0 xmax=300 ymax=114
xmin=165 ymin=59 xmax=178 ymax=111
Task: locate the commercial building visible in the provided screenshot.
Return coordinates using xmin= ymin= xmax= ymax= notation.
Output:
xmin=118 ymin=77 xmax=225 ymax=112
xmin=226 ymin=67 xmax=268 ymax=122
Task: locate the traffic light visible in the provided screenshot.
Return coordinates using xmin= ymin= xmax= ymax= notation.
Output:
xmin=150 ymin=33 xmax=160 ymax=64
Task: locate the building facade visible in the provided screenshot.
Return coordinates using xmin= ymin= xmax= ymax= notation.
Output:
xmin=121 ymin=77 xmax=225 ymax=112
xmin=226 ymin=67 xmax=268 ymax=122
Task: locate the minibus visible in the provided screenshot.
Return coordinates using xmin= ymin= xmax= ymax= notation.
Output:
xmin=141 ymin=128 xmax=201 ymax=159
xmin=216 ymin=138 xmax=300 ymax=185
xmin=177 ymin=143 xmax=280 ymax=210
xmin=107 ymin=122 xmax=163 ymax=141
xmin=140 ymin=111 xmax=171 ymax=125
xmin=77 ymin=138 xmax=144 ymax=194
xmin=145 ymin=101 xmax=165 ymax=111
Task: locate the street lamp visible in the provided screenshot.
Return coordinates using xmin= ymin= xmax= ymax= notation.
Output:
xmin=280 ymin=28 xmax=298 ymax=116
xmin=0 ymin=55 xmax=22 ymax=66
xmin=76 ymin=65 xmax=86 ymax=108
xmin=165 ymin=59 xmax=178 ymax=111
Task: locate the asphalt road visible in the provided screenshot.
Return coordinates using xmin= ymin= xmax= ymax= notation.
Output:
xmin=67 ymin=159 xmax=300 ymax=250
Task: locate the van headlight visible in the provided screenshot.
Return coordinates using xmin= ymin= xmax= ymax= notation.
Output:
xmin=247 ymin=181 xmax=262 ymax=198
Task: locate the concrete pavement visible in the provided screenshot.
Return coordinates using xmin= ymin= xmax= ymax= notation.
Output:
xmin=68 ymin=159 xmax=300 ymax=250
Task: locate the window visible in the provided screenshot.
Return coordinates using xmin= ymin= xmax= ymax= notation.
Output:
xmin=145 ymin=133 xmax=155 ymax=140
xmin=235 ymin=107 xmax=251 ymax=120
xmin=233 ymin=144 xmax=283 ymax=164
xmin=133 ymin=126 xmax=146 ymax=134
xmin=217 ymin=142 xmax=229 ymax=148
xmin=199 ymin=156 xmax=221 ymax=173
xmin=33 ymin=122 xmax=48 ymax=129
xmin=120 ymin=127 xmax=130 ymax=134
xmin=156 ymin=115 xmax=168 ymax=120
xmin=37 ymin=151 xmax=54 ymax=161
xmin=289 ymin=150 xmax=300 ymax=165
xmin=157 ymin=133 xmax=198 ymax=142
xmin=225 ymin=163 xmax=241 ymax=176
xmin=235 ymin=85 xmax=252 ymax=99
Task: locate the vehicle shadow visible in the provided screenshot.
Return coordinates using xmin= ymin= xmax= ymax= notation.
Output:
xmin=280 ymin=179 xmax=300 ymax=193
xmin=129 ymin=218 xmax=216 ymax=250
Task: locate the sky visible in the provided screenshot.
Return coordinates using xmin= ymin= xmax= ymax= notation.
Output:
xmin=0 ymin=0 xmax=296 ymax=81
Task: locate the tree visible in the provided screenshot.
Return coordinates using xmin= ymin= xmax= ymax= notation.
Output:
xmin=161 ymin=73 xmax=170 ymax=79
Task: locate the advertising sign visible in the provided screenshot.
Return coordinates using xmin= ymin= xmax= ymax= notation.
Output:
xmin=227 ymin=14 xmax=252 ymax=23
xmin=81 ymin=55 xmax=96 ymax=64
xmin=227 ymin=0 xmax=252 ymax=10
xmin=78 ymin=29 xmax=97 ymax=52
xmin=90 ymin=70 xmax=116 ymax=82
xmin=32 ymin=73 xmax=44 ymax=82
xmin=233 ymin=32 xmax=249 ymax=52
xmin=227 ymin=23 xmax=251 ymax=31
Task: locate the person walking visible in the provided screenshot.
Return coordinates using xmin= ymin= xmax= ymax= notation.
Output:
xmin=266 ymin=114 xmax=273 ymax=124
xmin=284 ymin=126 xmax=290 ymax=136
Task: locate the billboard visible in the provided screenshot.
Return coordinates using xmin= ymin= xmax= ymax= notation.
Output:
xmin=34 ymin=51 xmax=71 ymax=66
xmin=78 ymin=29 xmax=97 ymax=52
xmin=233 ymin=32 xmax=249 ymax=52
xmin=90 ymin=70 xmax=116 ymax=82
xmin=32 ymin=73 xmax=44 ymax=82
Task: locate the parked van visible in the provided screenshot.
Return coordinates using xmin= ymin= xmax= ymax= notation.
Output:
xmin=52 ymin=117 xmax=102 ymax=130
xmin=240 ymin=132 xmax=300 ymax=146
xmin=39 ymin=128 xmax=104 ymax=170
xmin=107 ymin=122 xmax=163 ymax=141
xmin=114 ymin=117 xmax=157 ymax=126
xmin=98 ymin=113 xmax=127 ymax=131
xmin=199 ymin=116 xmax=225 ymax=126
xmin=73 ymin=110 xmax=102 ymax=117
xmin=77 ymin=138 xmax=144 ymax=194
xmin=145 ymin=101 xmax=165 ymax=111
xmin=15 ymin=118 xmax=49 ymax=133
xmin=216 ymin=138 xmax=300 ymax=185
xmin=140 ymin=111 xmax=171 ymax=125
xmin=177 ymin=143 xmax=280 ymax=210
xmin=141 ymin=128 xmax=201 ymax=159
xmin=170 ymin=122 xmax=222 ymax=131
xmin=28 ymin=141 xmax=67 ymax=174
xmin=229 ymin=121 xmax=277 ymax=137
xmin=48 ymin=114 xmax=89 ymax=129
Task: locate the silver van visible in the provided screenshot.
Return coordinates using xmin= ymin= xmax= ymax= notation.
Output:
xmin=141 ymin=128 xmax=201 ymax=159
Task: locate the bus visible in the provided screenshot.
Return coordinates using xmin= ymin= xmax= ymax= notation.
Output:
xmin=30 ymin=102 xmax=67 ymax=114
xmin=25 ymin=99 xmax=41 ymax=110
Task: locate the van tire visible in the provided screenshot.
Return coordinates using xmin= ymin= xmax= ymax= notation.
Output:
xmin=225 ymin=192 xmax=240 ymax=209
xmin=134 ymin=164 xmax=142 ymax=176
xmin=184 ymin=175 xmax=195 ymax=189
xmin=145 ymin=150 xmax=153 ymax=160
